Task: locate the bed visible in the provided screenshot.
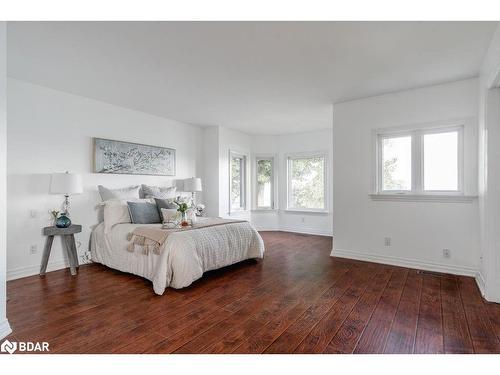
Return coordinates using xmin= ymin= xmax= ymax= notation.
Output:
xmin=90 ymin=218 xmax=265 ymax=295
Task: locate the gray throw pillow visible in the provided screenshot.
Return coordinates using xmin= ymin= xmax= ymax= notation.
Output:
xmin=154 ymin=198 xmax=178 ymax=221
xmin=127 ymin=201 xmax=161 ymax=224
xmin=141 ymin=184 xmax=176 ymax=199
xmin=98 ymin=185 xmax=140 ymax=201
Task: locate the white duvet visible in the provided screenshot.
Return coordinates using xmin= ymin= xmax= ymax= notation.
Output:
xmin=90 ymin=219 xmax=265 ymax=295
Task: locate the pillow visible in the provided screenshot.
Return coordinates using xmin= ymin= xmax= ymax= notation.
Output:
xmin=160 ymin=208 xmax=180 ymax=224
xmin=155 ymin=198 xmax=178 ymax=221
xmin=141 ymin=184 xmax=176 ymax=199
xmin=98 ymin=185 xmax=140 ymax=201
xmin=154 ymin=197 xmax=177 ymax=209
xmin=127 ymin=201 xmax=161 ymax=224
xmin=102 ymin=199 xmax=137 ymax=233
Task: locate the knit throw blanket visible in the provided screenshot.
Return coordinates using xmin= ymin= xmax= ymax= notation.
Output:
xmin=126 ymin=218 xmax=247 ymax=255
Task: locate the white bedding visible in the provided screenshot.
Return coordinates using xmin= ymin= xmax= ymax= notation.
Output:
xmin=90 ymin=219 xmax=265 ymax=295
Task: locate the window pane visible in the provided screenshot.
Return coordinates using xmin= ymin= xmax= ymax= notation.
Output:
xmin=382 ymin=136 xmax=412 ymax=191
xmin=231 ymin=156 xmax=243 ymax=209
xmin=256 ymin=159 xmax=272 ymax=208
xmin=289 ymin=156 xmax=325 ymax=210
xmin=424 ymin=131 xmax=458 ymax=191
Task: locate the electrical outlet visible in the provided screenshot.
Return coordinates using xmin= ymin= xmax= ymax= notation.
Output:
xmin=30 ymin=209 xmax=39 ymax=218
xmin=30 ymin=244 xmax=38 ymax=254
xmin=443 ymin=249 xmax=451 ymax=258
xmin=301 ymin=217 xmax=305 ymax=223
xmin=384 ymin=237 xmax=391 ymax=246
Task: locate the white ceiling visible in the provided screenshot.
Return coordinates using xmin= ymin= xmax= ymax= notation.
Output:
xmin=7 ymin=21 xmax=497 ymax=135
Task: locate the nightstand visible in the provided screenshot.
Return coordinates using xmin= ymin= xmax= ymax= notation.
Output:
xmin=40 ymin=224 xmax=82 ymax=276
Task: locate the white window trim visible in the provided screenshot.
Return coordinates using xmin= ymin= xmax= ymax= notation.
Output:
xmin=369 ymin=193 xmax=476 ymax=203
xmin=229 ymin=150 xmax=248 ymax=213
xmin=253 ymin=155 xmax=276 ymax=211
xmin=376 ymin=131 xmax=414 ymax=194
xmin=371 ymin=119 xmax=477 ymax=203
xmin=285 ymin=151 xmax=329 ymax=213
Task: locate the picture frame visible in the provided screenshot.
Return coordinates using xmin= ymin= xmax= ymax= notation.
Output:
xmin=93 ymin=137 xmax=176 ymax=176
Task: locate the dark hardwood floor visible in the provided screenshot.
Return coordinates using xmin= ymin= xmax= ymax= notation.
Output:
xmin=5 ymin=231 xmax=500 ymax=354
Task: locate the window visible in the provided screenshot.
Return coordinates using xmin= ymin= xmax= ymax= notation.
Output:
xmin=381 ymin=135 xmax=412 ymax=191
xmin=287 ymin=154 xmax=327 ymax=211
xmin=255 ymin=157 xmax=274 ymax=209
xmin=423 ymin=131 xmax=458 ymax=191
xmin=376 ymin=125 xmax=463 ymax=195
xmin=230 ymin=152 xmax=247 ymax=211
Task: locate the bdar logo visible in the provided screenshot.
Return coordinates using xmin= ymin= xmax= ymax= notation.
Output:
xmin=1 ymin=339 xmax=17 ymax=354
xmin=0 ymin=339 xmax=49 ymax=354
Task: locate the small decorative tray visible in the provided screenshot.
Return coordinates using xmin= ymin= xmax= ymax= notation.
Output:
xmin=162 ymin=223 xmax=192 ymax=230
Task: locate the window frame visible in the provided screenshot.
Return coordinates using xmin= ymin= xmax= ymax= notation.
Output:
xmin=374 ymin=123 xmax=465 ymax=197
xmin=285 ymin=152 xmax=328 ymax=213
xmin=421 ymin=126 xmax=464 ymax=194
xmin=229 ymin=150 xmax=248 ymax=213
xmin=377 ymin=132 xmax=414 ymax=194
xmin=254 ymin=155 xmax=275 ymax=210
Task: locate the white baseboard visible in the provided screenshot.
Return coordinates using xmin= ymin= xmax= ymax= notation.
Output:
xmin=475 ymin=271 xmax=486 ymax=298
xmin=7 ymin=259 xmax=69 ymax=281
xmin=253 ymin=224 xmax=333 ymax=237
xmin=0 ymin=319 xmax=12 ymax=340
xmin=252 ymin=225 xmax=280 ymax=232
xmin=332 ymin=248 xmax=478 ymax=277
xmin=279 ymin=226 xmax=333 ymax=237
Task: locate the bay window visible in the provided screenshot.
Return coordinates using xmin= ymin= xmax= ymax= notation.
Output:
xmin=255 ymin=157 xmax=274 ymax=209
xmin=286 ymin=153 xmax=327 ymax=211
xmin=230 ymin=151 xmax=247 ymax=211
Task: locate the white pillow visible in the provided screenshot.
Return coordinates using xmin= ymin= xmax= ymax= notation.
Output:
xmin=160 ymin=208 xmax=180 ymax=224
xmin=98 ymin=185 xmax=140 ymax=201
xmin=103 ymin=198 xmax=152 ymax=233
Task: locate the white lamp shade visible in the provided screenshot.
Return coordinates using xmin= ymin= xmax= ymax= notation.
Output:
xmin=183 ymin=177 xmax=202 ymax=192
xmin=50 ymin=173 xmax=83 ymax=195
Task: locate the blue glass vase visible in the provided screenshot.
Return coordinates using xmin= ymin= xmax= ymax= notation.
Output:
xmin=56 ymin=214 xmax=71 ymax=228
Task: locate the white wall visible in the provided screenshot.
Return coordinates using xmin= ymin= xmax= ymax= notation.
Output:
xmin=7 ymin=79 xmax=203 ymax=280
xmin=332 ymin=79 xmax=480 ymax=276
xmin=477 ymin=23 xmax=500 ymax=302
xmin=201 ymin=126 xmax=220 ymax=218
xmin=0 ymin=22 xmax=12 ymax=339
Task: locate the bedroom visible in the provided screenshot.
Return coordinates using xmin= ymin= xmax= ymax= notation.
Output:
xmin=1 ymin=1 xmax=500 ymax=371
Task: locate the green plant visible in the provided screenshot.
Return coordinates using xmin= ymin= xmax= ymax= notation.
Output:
xmin=175 ymin=202 xmax=189 ymax=214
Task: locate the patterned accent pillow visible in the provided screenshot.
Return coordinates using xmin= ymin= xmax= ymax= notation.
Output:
xmin=141 ymin=184 xmax=177 ymax=199
xmin=155 ymin=198 xmax=178 ymax=221
xmin=160 ymin=208 xmax=180 ymax=224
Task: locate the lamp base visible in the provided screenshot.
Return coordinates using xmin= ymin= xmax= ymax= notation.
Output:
xmin=62 ymin=194 xmax=70 ymax=215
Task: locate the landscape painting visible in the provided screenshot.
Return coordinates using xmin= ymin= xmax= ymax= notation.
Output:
xmin=93 ymin=138 xmax=175 ymax=176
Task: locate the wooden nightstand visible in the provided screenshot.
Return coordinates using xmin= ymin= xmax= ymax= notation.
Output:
xmin=40 ymin=224 xmax=82 ymax=276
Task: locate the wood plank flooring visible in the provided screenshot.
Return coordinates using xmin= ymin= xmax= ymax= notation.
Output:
xmin=4 ymin=231 xmax=500 ymax=354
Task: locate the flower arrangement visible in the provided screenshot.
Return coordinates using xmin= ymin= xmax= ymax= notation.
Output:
xmin=174 ymin=199 xmax=190 ymax=227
